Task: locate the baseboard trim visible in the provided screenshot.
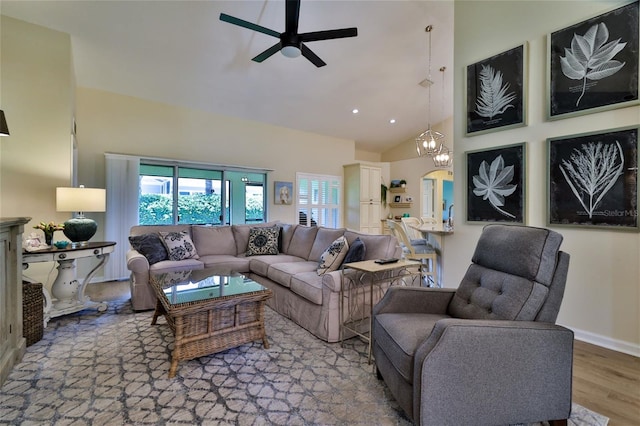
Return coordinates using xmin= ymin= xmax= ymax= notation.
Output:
xmin=572 ymin=327 xmax=640 ymax=358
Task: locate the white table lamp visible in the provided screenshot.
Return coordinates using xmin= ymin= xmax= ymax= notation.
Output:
xmin=56 ymin=185 xmax=106 ymax=246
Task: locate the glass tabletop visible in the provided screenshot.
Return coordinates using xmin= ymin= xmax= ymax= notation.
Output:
xmin=151 ymin=268 xmax=266 ymax=306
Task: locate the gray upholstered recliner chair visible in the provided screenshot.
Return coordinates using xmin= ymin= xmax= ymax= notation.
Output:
xmin=372 ymin=224 xmax=573 ymax=426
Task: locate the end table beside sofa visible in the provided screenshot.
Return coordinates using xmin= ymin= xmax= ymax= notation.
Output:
xmin=127 ymin=222 xmax=401 ymax=343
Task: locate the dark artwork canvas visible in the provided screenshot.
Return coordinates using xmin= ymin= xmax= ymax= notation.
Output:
xmin=466 ymin=45 xmax=525 ymax=135
xmin=549 ymin=1 xmax=639 ymax=119
xmin=466 ymin=143 xmax=526 ymax=223
xmin=548 ymin=127 xmax=638 ymax=229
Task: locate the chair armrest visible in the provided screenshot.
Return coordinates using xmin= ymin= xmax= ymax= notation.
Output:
xmin=126 ymin=249 xmax=149 ymax=273
xmin=373 ymin=286 xmax=456 ymax=316
xmin=413 ymin=319 xmax=574 ymax=425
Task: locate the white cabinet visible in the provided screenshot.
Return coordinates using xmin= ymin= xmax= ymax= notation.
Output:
xmin=359 ymin=166 xmax=381 ymax=203
xmin=344 ymin=164 xmax=382 ymax=234
xmin=0 ymin=217 xmax=29 ymax=387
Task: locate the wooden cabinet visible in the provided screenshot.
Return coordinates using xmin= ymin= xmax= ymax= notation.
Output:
xmin=344 ymin=164 xmax=382 ymax=234
xmin=0 ymin=217 xmax=29 ymax=387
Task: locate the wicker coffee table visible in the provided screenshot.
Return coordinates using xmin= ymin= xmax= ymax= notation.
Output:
xmin=150 ymin=268 xmax=272 ymax=378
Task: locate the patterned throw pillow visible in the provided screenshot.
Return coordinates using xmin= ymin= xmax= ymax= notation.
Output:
xmin=246 ymin=226 xmax=280 ymax=256
xmin=128 ymin=233 xmax=169 ymax=265
xmin=317 ymin=236 xmax=349 ymax=275
xmin=159 ymin=231 xmax=199 ymax=261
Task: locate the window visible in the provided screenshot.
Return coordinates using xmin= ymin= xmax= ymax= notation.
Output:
xmin=296 ymin=173 xmax=342 ymax=228
xmin=139 ymin=163 xmax=266 ymax=226
xmin=245 ymin=183 xmax=265 ymax=223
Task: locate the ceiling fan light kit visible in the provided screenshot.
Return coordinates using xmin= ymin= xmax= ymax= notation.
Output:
xmin=281 ymin=45 xmax=301 ymax=58
xmin=220 ymin=0 xmax=357 ymax=67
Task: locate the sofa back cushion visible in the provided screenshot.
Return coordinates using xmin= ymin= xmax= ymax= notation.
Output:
xmin=286 ymin=225 xmax=319 ymax=259
xmin=130 ymin=224 xmax=192 ymax=238
xmin=309 ymin=227 xmax=347 ymax=261
xmin=344 ymin=231 xmax=399 ymax=260
xmin=192 ymin=225 xmax=237 ymax=256
xmin=231 ymin=221 xmax=280 ymax=255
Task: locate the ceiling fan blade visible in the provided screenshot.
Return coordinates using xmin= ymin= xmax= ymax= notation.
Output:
xmin=219 ymin=13 xmax=280 ymax=38
xmin=300 ymin=28 xmax=358 ymax=43
xmin=285 ymin=0 xmax=301 ymax=34
xmin=301 ymin=44 xmax=326 ymax=67
xmin=252 ymin=43 xmax=282 ymax=63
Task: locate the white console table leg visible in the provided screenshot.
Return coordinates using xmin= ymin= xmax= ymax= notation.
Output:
xmin=23 ymin=242 xmax=116 ymax=323
xmin=48 ymin=254 xmax=109 ymax=319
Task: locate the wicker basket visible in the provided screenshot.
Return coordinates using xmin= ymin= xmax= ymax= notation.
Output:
xmin=22 ymin=281 xmax=44 ymax=346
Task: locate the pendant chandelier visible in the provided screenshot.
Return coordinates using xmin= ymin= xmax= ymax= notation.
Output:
xmin=433 ymin=66 xmax=453 ymax=168
xmin=415 ymin=25 xmax=444 ymax=157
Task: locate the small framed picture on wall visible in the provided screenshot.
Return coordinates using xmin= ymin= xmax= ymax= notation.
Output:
xmin=466 ymin=142 xmax=527 ymax=223
xmin=274 ymin=181 xmax=293 ymax=205
xmin=465 ymin=43 xmax=527 ymax=135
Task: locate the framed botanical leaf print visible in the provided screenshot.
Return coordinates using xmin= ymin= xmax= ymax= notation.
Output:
xmin=547 ymin=126 xmax=639 ymax=230
xmin=548 ymin=1 xmax=639 ymax=120
xmin=466 ymin=143 xmax=526 ymax=223
xmin=466 ymin=44 xmax=527 ymax=136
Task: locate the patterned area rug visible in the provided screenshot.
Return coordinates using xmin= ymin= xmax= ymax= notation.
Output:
xmin=0 ymin=299 xmax=608 ymax=425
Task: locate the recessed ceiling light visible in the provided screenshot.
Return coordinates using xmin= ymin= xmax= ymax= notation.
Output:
xmin=389 ymin=119 xmax=396 ymax=124
xmin=352 ymin=109 xmax=359 ymax=114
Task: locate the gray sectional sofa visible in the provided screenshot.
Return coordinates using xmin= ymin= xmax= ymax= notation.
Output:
xmin=126 ymin=222 xmax=401 ymax=342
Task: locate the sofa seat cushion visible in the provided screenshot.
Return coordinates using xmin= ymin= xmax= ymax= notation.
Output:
xmin=374 ymin=313 xmax=448 ymax=383
xmin=149 ymin=259 xmax=204 ymax=274
xmin=290 ymin=272 xmax=324 ymax=305
xmin=199 ymin=254 xmax=251 ymax=273
xmin=267 ymin=261 xmax=319 ymax=288
xmin=249 ymin=254 xmax=306 ymax=276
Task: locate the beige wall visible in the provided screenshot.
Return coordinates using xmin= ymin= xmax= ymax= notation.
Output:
xmin=75 ymin=87 xmax=356 ymax=230
xmin=0 ymin=16 xmax=74 ymax=283
xmin=452 ymin=1 xmax=639 ymax=355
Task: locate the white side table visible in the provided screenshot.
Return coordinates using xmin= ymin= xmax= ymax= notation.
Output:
xmin=23 ymin=241 xmax=116 ymax=325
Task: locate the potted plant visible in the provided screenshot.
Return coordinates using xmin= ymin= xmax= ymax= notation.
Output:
xmin=381 ymin=183 xmax=388 ymax=207
xmin=399 ymin=179 xmax=407 ymax=188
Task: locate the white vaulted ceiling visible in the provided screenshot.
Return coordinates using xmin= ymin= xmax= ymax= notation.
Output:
xmin=2 ymin=0 xmax=454 ymax=152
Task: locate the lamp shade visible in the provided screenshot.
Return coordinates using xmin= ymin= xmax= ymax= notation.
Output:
xmin=56 ymin=187 xmax=106 ymax=212
xmin=0 ymin=110 xmax=9 ymax=136
xmin=56 ymin=186 xmax=106 ymax=245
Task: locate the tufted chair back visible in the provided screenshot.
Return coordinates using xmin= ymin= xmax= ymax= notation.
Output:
xmin=448 ymin=224 xmax=569 ymax=322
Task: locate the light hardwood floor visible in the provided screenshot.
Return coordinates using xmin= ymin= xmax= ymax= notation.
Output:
xmin=87 ymin=282 xmax=639 ymax=424
xmin=573 ymin=340 xmax=640 ymax=425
